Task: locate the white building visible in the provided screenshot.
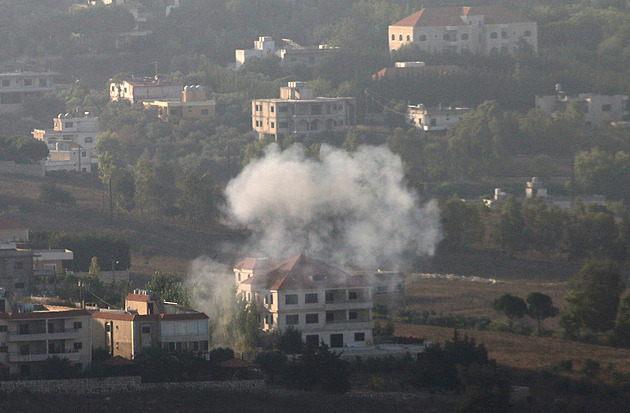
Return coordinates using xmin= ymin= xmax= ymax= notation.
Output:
xmin=110 ymin=76 xmax=183 ymax=103
xmin=252 ymin=82 xmax=356 ymax=140
xmin=32 ymin=114 xmax=99 ymax=173
xmin=389 ymin=6 xmax=537 ymax=56
xmin=235 ymin=36 xmax=277 ymax=69
xmin=535 ymin=93 xmax=630 ymax=127
xmin=0 ymin=71 xmax=57 ymax=114
xmin=0 ymin=289 xmax=92 ymax=378
xmin=235 ymin=37 xmax=339 ymax=70
xmin=407 ymin=104 xmax=471 ymax=131
xmin=234 ymin=254 xmax=374 ymax=349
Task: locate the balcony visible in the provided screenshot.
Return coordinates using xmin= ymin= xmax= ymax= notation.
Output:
xmin=8 ymin=328 xmax=81 ymax=342
xmin=324 ymin=299 xmax=372 ymax=311
xmin=323 ymin=320 xmax=373 ymax=331
xmin=9 ymin=351 xmax=80 ymax=363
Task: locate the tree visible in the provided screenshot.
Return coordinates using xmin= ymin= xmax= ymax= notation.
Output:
xmin=496 ymin=196 xmax=525 ymax=252
xmin=98 ymin=151 xmax=117 ymax=224
xmin=88 ymin=256 xmax=100 ymax=279
xmin=492 ymin=293 xmax=527 ymax=329
xmin=526 ymin=292 xmax=559 ymax=333
xmin=145 ymin=271 xmax=191 ymax=307
xmin=440 ymin=198 xmax=484 ymax=250
xmin=278 ymin=327 xmax=304 ymax=355
xmin=612 ymin=293 xmax=630 ymax=347
xmin=227 ymin=296 xmax=260 ymax=351
xmin=563 ymin=259 xmax=624 ymax=337
xmin=456 ymin=363 xmax=510 ymax=413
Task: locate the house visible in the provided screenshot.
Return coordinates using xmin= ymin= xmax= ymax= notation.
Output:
xmin=407 ymin=103 xmax=471 ymax=131
xmin=0 ymin=71 xmax=57 ymax=114
xmin=234 ymin=254 xmax=374 ymax=349
xmin=252 ymin=82 xmax=356 ymax=140
xmin=0 ymin=248 xmax=34 ymax=295
xmin=370 ymin=271 xmax=406 ymax=312
xmin=92 ymin=290 xmax=210 ymax=359
xmin=144 ymin=85 xmax=216 ymax=121
xmin=235 ymin=37 xmax=339 ymax=70
xmin=0 ymin=217 xmax=28 ymax=246
xmin=32 ymin=113 xmax=99 ymax=173
xmin=372 ymin=61 xmax=464 ymax=80
xmin=388 ymin=6 xmax=537 ymax=56
xmin=110 ymin=76 xmax=183 ymax=103
xmin=535 ymin=93 xmax=630 ymax=127
xmin=0 ymin=288 xmax=92 ymax=378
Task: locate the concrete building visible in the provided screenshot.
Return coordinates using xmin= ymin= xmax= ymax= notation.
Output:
xmin=92 ymin=290 xmax=210 ymax=359
xmin=371 ymin=271 xmax=406 ymax=312
xmin=373 ymin=61 xmax=464 ymax=80
xmin=535 ymin=93 xmax=630 ymax=127
xmin=389 ymin=6 xmax=537 ymax=56
xmin=0 ymin=71 xmax=57 ymax=114
xmin=235 ymin=36 xmax=277 ymax=69
xmin=252 ymin=82 xmax=356 ymax=140
xmin=234 ymin=254 xmax=374 ymax=349
xmin=110 ymin=76 xmax=183 ymax=103
xmin=0 ymin=217 xmax=28 ymax=247
xmin=32 ymin=113 xmax=99 ymax=173
xmin=407 ymin=103 xmax=471 ymax=131
xmin=0 ymin=289 xmax=92 ymax=378
xmin=235 ymin=37 xmax=339 ymax=70
xmin=144 ymin=85 xmax=216 ymax=121
xmin=0 ymin=249 xmax=34 ymax=295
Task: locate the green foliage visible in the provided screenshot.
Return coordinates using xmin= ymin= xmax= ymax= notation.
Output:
xmin=440 ymin=198 xmax=485 ymax=250
xmin=208 ymin=347 xmax=235 ymax=364
xmin=496 ymin=196 xmax=525 ymax=252
xmin=145 ymin=271 xmax=191 ymax=306
xmin=39 ymin=183 xmax=76 ymax=205
xmin=612 ymin=293 xmax=630 ymax=347
xmin=0 ymin=135 xmax=49 ymax=164
xmin=88 ymin=256 xmax=100 ymax=279
xmin=227 ymin=296 xmax=260 ymax=351
xmin=563 ymin=259 xmax=624 ymax=337
xmin=254 ymin=351 xmax=288 ymax=382
xmin=575 ymin=148 xmax=630 ymax=203
xmin=526 ymin=292 xmax=559 ymax=332
xmin=135 ymin=347 xmax=209 ymax=382
xmin=278 ymin=327 xmax=304 ymax=355
xmin=456 ymin=363 xmax=511 ymax=413
xmin=288 ymin=343 xmax=351 ymax=394
xmin=40 ymin=356 xmax=80 ymax=379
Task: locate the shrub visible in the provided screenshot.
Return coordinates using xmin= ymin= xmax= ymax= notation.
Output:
xmin=39 ymin=183 xmax=76 ymax=205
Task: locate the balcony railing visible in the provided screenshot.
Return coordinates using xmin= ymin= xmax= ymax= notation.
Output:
xmin=9 ymin=351 xmax=80 ymax=363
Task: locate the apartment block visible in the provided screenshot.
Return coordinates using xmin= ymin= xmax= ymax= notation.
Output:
xmin=252 ymin=82 xmax=356 ymax=140
xmin=0 ymin=71 xmax=57 ymax=114
xmin=389 ymin=6 xmax=537 ymax=56
xmin=535 ymin=93 xmax=630 ymax=127
xmin=0 ymin=289 xmax=92 ymax=378
xmin=110 ymin=76 xmax=182 ymax=103
xmin=92 ymin=290 xmax=210 ymax=359
xmin=235 ymin=254 xmax=374 ymax=349
xmin=144 ymin=85 xmax=216 ymax=121
xmin=407 ymin=104 xmax=471 ymax=131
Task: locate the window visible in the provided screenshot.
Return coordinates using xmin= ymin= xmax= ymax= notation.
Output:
xmin=270 ymin=294 xmax=273 ymax=305
xmin=39 ymin=79 xmax=47 ymax=87
xmin=0 ymin=325 xmax=6 ymax=332
xmin=349 ymin=291 xmax=358 ymax=300
xmin=286 ymin=314 xmax=298 ymax=325
xmin=74 ymin=342 xmax=83 ymax=350
xmin=376 ymin=285 xmax=387 ymax=294
xmin=278 ymin=105 xmax=288 ymax=113
xmin=349 ymin=311 xmax=358 ymax=320
xmin=418 ymin=35 xmax=427 ymax=42
xmin=325 ymin=291 xmax=334 ymax=302
xmin=141 ymin=326 xmax=151 ymax=334
xmin=1 ymin=79 xmax=10 ymax=87
xmin=270 ymin=106 xmax=275 ymax=113
xmin=406 ymin=35 xmax=410 ymax=41
xmin=524 ymin=30 xmax=531 ymax=37
xmin=201 ymin=109 xmax=209 ymax=115
xmin=73 ymin=322 xmax=82 ymax=330
xmin=105 ymin=323 xmax=111 ymax=332
xmin=14 ymin=282 xmax=24 ymax=289
xmin=326 ymin=312 xmax=334 ymax=322
xmin=305 ymin=293 xmax=318 ymax=303
xmin=193 ymin=341 xmax=199 ymax=352
xmin=305 ymin=313 xmax=319 ymax=324
xmin=271 ymin=122 xmax=275 ymax=129
xmin=330 ymin=333 xmax=343 ymax=348
xmin=285 ymin=294 xmax=298 ymax=305
xmin=354 ymin=332 xmax=365 ymax=342
xmin=399 ymin=34 xmax=403 ymax=41
xmin=461 ymin=33 xmax=469 ymax=40
xmin=65 ymin=122 xmax=73 ymax=128
xmin=81 ymin=151 xmax=87 ymax=158
xmin=23 ymin=79 xmax=32 ymax=86
xmin=0 ymin=344 xmax=7 ymax=353
xmin=203 ymin=341 xmax=209 ymax=351
xmin=602 ymin=104 xmax=612 ymax=112
xmin=84 ymin=137 xmax=93 ymax=144
xmin=14 ymin=262 xmax=23 ymax=269
xmin=391 ymin=34 xmax=395 ymax=41
xmin=501 ymin=31 xmax=508 ymax=39
xmin=20 ymin=344 xmax=29 ymax=355
xmin=490 ymin=32 xmax=498 ymax=39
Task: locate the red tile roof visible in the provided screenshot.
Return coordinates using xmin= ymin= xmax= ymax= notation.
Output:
xmin=233 ymin=257 xmax=269 ymax=271
xmin=248 ymin=254 xmax=368 ymax=291
xmin=7 ymin=309 xmax=90 ymax=320
xmin=126 ymin=294 xmax=150 ymax=302
xmin=0 ymin=217 xmax=26 ymax=230
xmin=391 ymin=6 xmax=532 ymax=27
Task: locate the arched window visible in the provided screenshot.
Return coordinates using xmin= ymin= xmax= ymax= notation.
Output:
xmin=490 ymin=32 xmax=498 ymax=39
xmin=391 ymin=34 xmax=395 ymax=41
xmin=461 ymin=33 xmax=469 ymax=41
xmin=399 ymin=34 xmax=403 ymax=41
xmin=406 ymin=34 xmax=410 ymax=41
xmin=419 ymin=35 xmax=427 ymax=41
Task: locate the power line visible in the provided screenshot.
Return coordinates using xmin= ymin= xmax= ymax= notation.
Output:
xmin=364 ymin=88 xmax=409 ymax=116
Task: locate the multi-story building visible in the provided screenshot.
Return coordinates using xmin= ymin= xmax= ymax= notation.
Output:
xmin=144 ymin=85 xmax=216 ymax=121
xmin=0 ymin=249 xmax=34 ymax=295
xmin=32 ymin=113 xmax=99 ymax=173
xmin=388 ymin=6 xmax=537 ymax=56
xmin=0 ymin=71 xmax=57 ymax=114
xmin=371 ymin=271 xmax=406 ymax=312
xmin=0 ymin=289 xmax=92 ymax=378
xmin=252 ymin=82 xmax=356 ymax=140
xmin=407 ymin=103 xmax=471 ymax=131
xmin=535 ymin=93 xmax=630 ymax=127
xmin=92 ymin=290 xmax=210 ymax=359
xmin=235 ymin=36 xmax=277 ymax=69
xmin=235 ymin=254 xmax=374 ymax=349
xmin=235 ymin=37 xmax=339 ymax=70
xmin=110 ymin=76 xmax=183 ymax=103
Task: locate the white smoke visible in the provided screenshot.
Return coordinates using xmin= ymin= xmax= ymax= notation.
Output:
xmin=224 ymin=143 xmax=442 ymax=270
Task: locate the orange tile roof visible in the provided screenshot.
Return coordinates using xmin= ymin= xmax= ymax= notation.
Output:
xmin=126 ymin=294 xmax=150 ymax=302
xmin=391 ymin=6 xmax=532 ymax=27
xmin=233 ymin=257 xmax=269 ymax=271
xmin=7 ymin=309 xmax=90 ymax=320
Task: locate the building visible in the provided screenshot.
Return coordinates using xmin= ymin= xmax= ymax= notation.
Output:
xmin=0 ymin=71 xmax=57 ymax=114
xmin=407 ymin=103 xmax=471 ymax=131
xmin=110 ymin=76 xmax=183 ymax=103
xmin=373 ymin=61 xmax=464 ymax=80
xmin=370 ymin=271 xmax=406 ymax=312
xmin=144 ymin=85 xmax=216 ymax=121
xmin=235 ymin=37 xmax=339 ymax=70
xmin=0 ymin=217 xmax=28 ymax=247
xmin=92 ymin=290 xmax=210 ymax=359
xmin=535 ymin=93 xmax=630 ymax=127
xmin=0 ymin=248 xmax=34 ymax=295
xmin=0 ymin=289 xmax=92 ymax=378
xmin=234 ymin=254 xmax=374 ymax=349
xmin=388 ymin=6 xmax=537 ymax=56
xmin=32 ymin=113 xmax=99 ymax=173
xmin=252 ymin=82 xmax=356 ymax=140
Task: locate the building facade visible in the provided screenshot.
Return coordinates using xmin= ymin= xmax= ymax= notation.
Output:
xmin=234 ymin=254 xmax=374 ymax=349
xmin=252 ymin=82 xmax=356 ymax=139
xmin=0 ymin=289 xmax=92 ymax=378
xmin=389 ymin=6 xmax=537 ymax=56
xmin=0 ymin=71 xmax=57 ymax=114
xmin=0 ymin=249 xmax=34 ymax=295
xmin=144 ymin=85 xmax=216 ymax=121
xmin=535 ymin=93 xmax=630 ymax=127
xmin=92 ymin=291 xmax=210 ymax=359
xmin=110 ymin=77 xmax=183 ymax=103
xmin=407 ymin=104 xmax=471 ymax=131
xmin=235 ymin=37 xmax=338 ymax=70
xmin=32 ymin=114 xmax=99 ymax=173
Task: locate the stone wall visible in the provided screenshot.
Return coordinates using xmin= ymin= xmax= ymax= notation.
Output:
xmin=0 ymin=376 xmax=266 ymax=394
xmin=0 ymin=161 xmax=45 ymax=177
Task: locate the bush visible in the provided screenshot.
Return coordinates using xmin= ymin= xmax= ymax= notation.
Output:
xmin=39 ymin=183 xmax=76 ymax=205
xmin=456 ymin=363 xmax=511 ymax=413
xmin=581 ymin=359 xmax=601 ymax=378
